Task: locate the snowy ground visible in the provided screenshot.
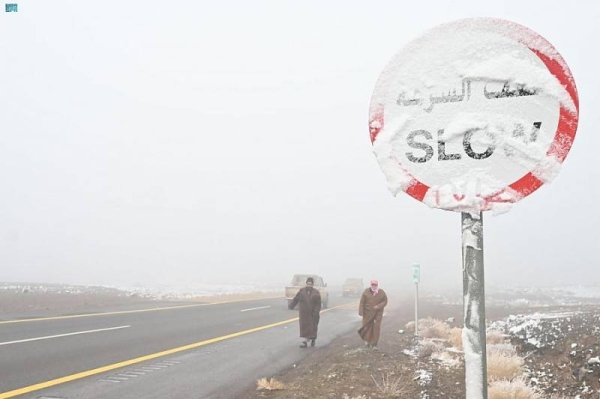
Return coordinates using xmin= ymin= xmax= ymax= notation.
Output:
xmin=0 ymin=281 xmax=282 ymax=316
xmin=491 ymin=308 xmax=600 ymax=398
xmin=0 ymin=281 xmax=281 ymax=300
xmin=430 ymin=284 xmax=600 ymax=308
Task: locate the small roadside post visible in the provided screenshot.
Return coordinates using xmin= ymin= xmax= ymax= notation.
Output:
xmin=412 ymin=263 xmax=420 ymax=342
xmin=368 ymin=18 xmax=579 ymax=398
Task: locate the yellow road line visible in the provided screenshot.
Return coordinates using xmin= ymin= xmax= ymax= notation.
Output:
xmin=336 ymin=301 xmax=359 ymax=310
xmin=0 ymin=296 xmax=283 ymax=325
xmin=0 ymin=303 xmax=347 ymax=398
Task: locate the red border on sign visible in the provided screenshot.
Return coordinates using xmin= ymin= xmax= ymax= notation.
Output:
xmin=505 ymin=48 xmax=579 ymax=205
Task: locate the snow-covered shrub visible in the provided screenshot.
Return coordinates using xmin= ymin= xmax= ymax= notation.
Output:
xmin=256 ymin=377 xmax=285 ymax=391
xmin=487 ymin=351 xmax=524 ymax=381
xmin=448 ymin=327 xmax=463 ymax=349
xmin=488 ymin=378 xmax=542 ymax=399
xmin=419 ymin=318 xmax=450 ymax=339
xmin=486 ymin=330 xmax=508 ymax=345
xmin=418 ymin=339 xmax=444 ymax=358
xmin=487 ymin=343 xmax=517 ymax=356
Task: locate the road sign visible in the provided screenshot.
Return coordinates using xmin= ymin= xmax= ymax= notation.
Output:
xmin=412 ymin=263 xmax=420 ymax=283
xmin=369 ymin=18 xmax=579 ymax=214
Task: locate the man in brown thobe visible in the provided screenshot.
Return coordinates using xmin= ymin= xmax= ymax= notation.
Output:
xmin=289 ymin=277 xmax=321 ymax=348
xmin=358 ymin=279 xmax=388 ymax=350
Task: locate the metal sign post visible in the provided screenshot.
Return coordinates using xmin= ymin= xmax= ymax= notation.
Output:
xmin=413 ymin=263 xmax=420 ymax=341
xmin=461 ymin=213 xmax=487 ymax=399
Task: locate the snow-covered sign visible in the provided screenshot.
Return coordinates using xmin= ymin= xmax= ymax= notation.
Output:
xmin=369 ymin=18 xmax=579 ymax=214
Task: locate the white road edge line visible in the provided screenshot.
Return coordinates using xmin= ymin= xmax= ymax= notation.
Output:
xmin=240 ymin=305 xmax=271 ymax=312
xmin=0 ymin=325 xmax=131 ymax=346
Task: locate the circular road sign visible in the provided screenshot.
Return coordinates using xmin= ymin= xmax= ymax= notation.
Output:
xmin=369 ymin=18 xmax=579 ymax=214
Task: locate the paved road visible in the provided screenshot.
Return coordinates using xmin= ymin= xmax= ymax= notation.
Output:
xmin=0 ymin=295 xmax=360 ymax=398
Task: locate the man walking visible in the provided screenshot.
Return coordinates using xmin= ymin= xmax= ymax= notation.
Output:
xmin=289 ymin=277 xmax=321 ymax=348
xmin=358 ymin=279 xmax=388 ymax=350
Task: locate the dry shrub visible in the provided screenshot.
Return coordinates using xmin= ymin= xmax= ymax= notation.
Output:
xmin=489 ymin=378 xmax=542 ymax=399
xmin=487 ymin=351 xmax=524 ymax=381
xmin=371 ymin=372 xmax=409 ymax=396
xmin=405 ymin=321 xmax=415 ymax=331
xmin=419 ymin=339 xmax=443 ymax=358
xmin=419 ymin=317 xmax=444 ymax=329
xmin=445 ymin=328 xmax=507 ymax=350
xmin=448 ymin=327 xmax=463 ymax=349
xmin=256 ymin=377 xmax=285 ymax=391
xmin=487 ymin=330 xmax=508 ymax=345
xmin=487 ymin=343 xmax=516 ymax=356
xmin=419 ymin=318 xmax=450 ymax=339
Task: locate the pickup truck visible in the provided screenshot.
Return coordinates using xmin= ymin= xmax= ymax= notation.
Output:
xmin=285 ymin=274 xmax=329 ymax=309
xmin=342 ymin=278 xmax=364 ymax=297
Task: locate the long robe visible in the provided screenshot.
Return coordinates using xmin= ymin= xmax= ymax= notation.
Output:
xmin=289 ymin=287 xmax=321 ymax=339
xmin=358 ymin=288 xmax=388 ymax=345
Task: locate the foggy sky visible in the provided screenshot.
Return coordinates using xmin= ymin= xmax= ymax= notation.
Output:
xmin=1 ymin=1 xmax=599 ymax=292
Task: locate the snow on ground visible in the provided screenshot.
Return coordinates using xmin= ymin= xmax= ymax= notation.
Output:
xmin=428 ymin=284 xmax=600 ymax=307
xmin=415 ymin=368 xmax=433 ymax=399
xmin=489 ymin=310 xmax=600 ymax=349
xmin=491 ymin=309 xmax=600 ymax=397
xmin=490 ymin=311 xmax=577 ymax=348
xmin=0 ymin=281 xmax=281 ymax=300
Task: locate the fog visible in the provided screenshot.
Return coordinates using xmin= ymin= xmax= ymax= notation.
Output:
xmin=1 ymin=1 xmax=598 ymax=294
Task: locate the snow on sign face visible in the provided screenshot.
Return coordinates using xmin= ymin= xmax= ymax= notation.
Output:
xmin=369 ymin=18 xmax=579 ymax=214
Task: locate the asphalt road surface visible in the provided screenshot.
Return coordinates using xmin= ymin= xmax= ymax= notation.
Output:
xmin=0 ymin=294 xmax=361 ymax=399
